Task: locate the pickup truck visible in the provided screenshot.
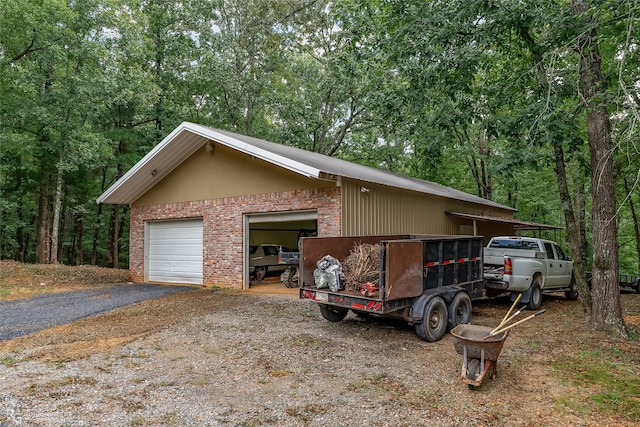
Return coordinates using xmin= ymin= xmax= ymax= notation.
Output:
xmin=483 ymin=236 xmax=576 ymax=309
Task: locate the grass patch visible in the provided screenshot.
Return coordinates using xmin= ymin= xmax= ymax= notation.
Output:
xmin=552 ymin=351 xmax=640 ymax=419
xmin=0 ymin=356 xmax=19 ymax=367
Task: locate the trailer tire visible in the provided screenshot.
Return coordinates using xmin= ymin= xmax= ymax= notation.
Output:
xmin=447 ymin=292 xmax=472 ymax=331
xmin=319 ymin=305 xmax=348 ymax=322
xmin=527 ymin=281 xmax=542 ymax=310
xmin=414 ymin=296 xmax=448 ymax=342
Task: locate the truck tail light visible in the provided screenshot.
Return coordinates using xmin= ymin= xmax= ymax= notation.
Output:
xmin=504 ymin=257 xmax=513 ymax=275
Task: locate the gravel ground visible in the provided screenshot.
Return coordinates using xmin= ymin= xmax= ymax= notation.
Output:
xmin=1 ymin=289 xmax=638 ymax=427
xmin=0 ymin=284 xmax=195 ymax=341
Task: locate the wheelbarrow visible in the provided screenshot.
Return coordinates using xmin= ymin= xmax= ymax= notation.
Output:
xmin=450 ymin=324 xmax=508 ymax=390
xmin=451 ymin=293 xmax=546 ymax=389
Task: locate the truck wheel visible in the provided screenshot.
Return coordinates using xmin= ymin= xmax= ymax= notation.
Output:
xmin=319 ymin=305 xmax=348 ymax=322
xmin=414 ymin=296 xmax=448 ymax=342
xmin=565 ymin=277 xmax=578 ymax=301
xmin=527 ymin=281 xmax=542 ymax=310
xmin=447 ymin=292 xmax=472 ymax=331
xmin=254 ymin=266 xmax=267 ymax=281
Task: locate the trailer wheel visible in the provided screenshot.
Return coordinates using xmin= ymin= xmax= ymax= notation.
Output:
xmin=414 ymin=296 xmax=448 ymax=342
xmin=319 ymin=305 xmax=348 ymax=322
xmin=527 ymin=281 xmax=542 ymax=310
xmin=447 ymin=292 xmax=472 ymax=331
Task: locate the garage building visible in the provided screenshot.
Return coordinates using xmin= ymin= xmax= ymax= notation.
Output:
xmin=97 ymin=122 xmax=554 ymax=288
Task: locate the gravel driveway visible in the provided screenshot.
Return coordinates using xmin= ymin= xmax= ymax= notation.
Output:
xmin=0 ymin=284 xmax=195 ymax=341
xmin=1 ymin=289 xmax=638 ymax=427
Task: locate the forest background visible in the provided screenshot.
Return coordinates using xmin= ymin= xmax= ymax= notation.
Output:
xmin=0 ymin=1 xmax=638 ymax=281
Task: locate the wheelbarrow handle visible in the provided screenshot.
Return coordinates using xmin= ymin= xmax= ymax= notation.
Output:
xmin=497 ymin=293 xmax=522 ymax=329
xmin=489 ymin=309 xmax=546 ymax=337
xmin=490 ymin=307 xmax=524 ymax=335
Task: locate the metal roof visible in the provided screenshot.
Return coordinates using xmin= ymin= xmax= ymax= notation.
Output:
xmin=446 ymin=212 xmax=563 ymax=231
xmin=97 ymin=121 xmax=516 ymax=212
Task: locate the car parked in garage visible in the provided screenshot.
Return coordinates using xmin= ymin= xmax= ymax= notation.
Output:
xmin=249 ymin=244 xmax=295 ymax=281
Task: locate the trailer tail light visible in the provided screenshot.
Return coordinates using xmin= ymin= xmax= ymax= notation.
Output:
xmin=504 ymin=257 xmax=513 ymax=275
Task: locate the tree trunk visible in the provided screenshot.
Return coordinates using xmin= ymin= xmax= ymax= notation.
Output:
xmin=35 ymin=178 xmax=51 ymax=264
xmin=553 ymin=142 xmax=591 ymax=315
xmin=571 ymin=0 xmax=625 ymax=336
xmin=112 ymin=205 xmax=119 ymax=268
xmin=75 ymin=211 xmax=84 ymax=265
xmin=106 ymin=204 xmax=120 ymax=268
xmin=574 ymin=180 xmax=589 ymax=270
xmin=50 ymin=152 xmax=64 ymax=264
xmin=14 ymin=169 xmax=25 ymax=262
xmin=92 ymin=168 xmax=107 ymax=265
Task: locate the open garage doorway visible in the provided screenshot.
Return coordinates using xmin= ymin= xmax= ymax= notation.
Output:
xmin=243 ymin=210 xmax=317 ymax=289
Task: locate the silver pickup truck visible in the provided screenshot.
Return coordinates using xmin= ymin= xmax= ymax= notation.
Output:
xmin=483 ymin=236 xmax=577 ymax=309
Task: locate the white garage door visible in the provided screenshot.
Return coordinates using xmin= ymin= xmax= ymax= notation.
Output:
xmin=147 ymin=219 xmax=203 ymax=284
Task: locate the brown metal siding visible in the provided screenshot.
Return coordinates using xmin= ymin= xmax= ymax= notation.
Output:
xmin=341 ymin=179 xmax=513 ymax=237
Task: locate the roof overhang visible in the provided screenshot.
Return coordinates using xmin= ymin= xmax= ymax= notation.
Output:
xmin=446 ymin=212 xmax=563 ymax=231
xmin=96 ymin=122 xmax=324 ymax=204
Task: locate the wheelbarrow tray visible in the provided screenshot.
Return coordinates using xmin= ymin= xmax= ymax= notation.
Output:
xmin=451 ymin=324 xmax=508 ymax=361
xmin=450 ymin=324 xmax=509 ymax=389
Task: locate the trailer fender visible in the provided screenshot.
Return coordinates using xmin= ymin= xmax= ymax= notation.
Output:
xmin=408 ymin=293 xmax=434 ymax=324
xmin=408 ymin=288 xmax=458 ymax=324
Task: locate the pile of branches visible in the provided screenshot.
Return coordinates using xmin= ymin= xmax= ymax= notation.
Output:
xmin=342 ymin=243 xmax=381 ymax=292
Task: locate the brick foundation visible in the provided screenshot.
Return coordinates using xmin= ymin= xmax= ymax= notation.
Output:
xmin=129 ymin=187 xmax=341 ymax=288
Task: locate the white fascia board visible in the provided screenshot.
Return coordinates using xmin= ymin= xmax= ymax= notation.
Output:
xmin=184 ymin=123 xmax=322 ymax=179
xmin=96 ymin=123 xmax=191 ymax=204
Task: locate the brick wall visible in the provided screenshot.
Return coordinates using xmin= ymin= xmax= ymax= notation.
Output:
xmin=129 ymin=187 xmax=341 ymax=287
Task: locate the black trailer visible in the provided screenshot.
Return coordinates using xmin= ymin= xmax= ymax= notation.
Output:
xmin=299 ymin=235 xmax=485 ymax=342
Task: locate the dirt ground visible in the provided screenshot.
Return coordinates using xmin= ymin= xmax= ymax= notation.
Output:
xmin=1 ymin=261 xmax=639 ymax=426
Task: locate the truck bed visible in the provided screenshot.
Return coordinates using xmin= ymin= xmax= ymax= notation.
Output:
xmin=483 ymin=247 xmax=544 ymax=266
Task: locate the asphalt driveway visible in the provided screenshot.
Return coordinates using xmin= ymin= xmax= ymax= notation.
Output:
xmin=0 ymin=283 xmax=195 ymax=341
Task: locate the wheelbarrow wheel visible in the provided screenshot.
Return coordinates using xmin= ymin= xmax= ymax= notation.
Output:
xmin=467 ymin=358 xmax=480 ymax=390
